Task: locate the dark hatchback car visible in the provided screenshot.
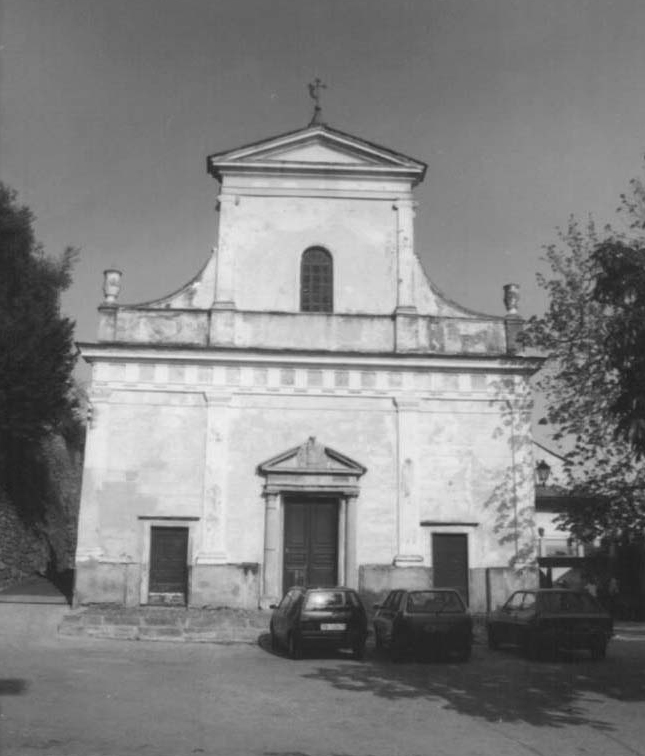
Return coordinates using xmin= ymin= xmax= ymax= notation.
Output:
xmin=269 ymin=586 xmax=368 ymax=660
xmin=373 ymin=589 xmax=473 ymax=661
xmin=487 ymin=588 xmax=613 ymax=660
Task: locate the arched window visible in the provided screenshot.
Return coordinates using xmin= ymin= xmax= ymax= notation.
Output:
xmin=300 ymin=247 xmax=333 ymax=312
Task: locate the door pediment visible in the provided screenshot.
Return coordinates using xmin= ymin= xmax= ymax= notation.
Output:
xmin=258 ymin=437 xmax=366 ymax=495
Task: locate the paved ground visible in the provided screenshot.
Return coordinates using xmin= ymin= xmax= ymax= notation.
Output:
xmin=1 ymin=604 xmax=645 ymax=756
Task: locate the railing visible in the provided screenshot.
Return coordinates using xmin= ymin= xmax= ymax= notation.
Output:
xmin=539 ymin=537 xmax=581 ymax=558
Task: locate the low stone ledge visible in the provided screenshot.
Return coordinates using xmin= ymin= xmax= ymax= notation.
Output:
xmin=100 ymin=613 xmax=140 ymax=626
xmin=58 ymin=623 xmax=89 ymax=637
xmin=138 ymin=626 xmax=183 ymax=639
xmin=83 ymin=614 xmax=105 ymax=625
xmin=143 ymin=614 xmax=183 ymax=627
xmin=99 ymin=626 xmax=140 ymax=640
xmin=58 ymin=606 xmax=269 ymax=644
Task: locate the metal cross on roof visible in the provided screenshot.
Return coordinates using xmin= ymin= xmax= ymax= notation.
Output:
xmin=308 ymin=78 xmax=327 ymax=126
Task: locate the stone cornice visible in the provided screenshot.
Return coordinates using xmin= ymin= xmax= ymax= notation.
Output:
xmin=77 ymin=342 xmax=543 ymax=375
xmin=211 ymin=162 xmax=423 ymax=181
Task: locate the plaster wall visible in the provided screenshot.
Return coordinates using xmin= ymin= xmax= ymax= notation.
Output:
xmin=91 ymin=392 xmax=205 ymax=562
xmin=75 ymin=369 xmax=534 ymax=608
xmin=224 ymin=390 xmax=530 ymax=569
xmin=414 ymin=398 xmax=535 ymax=569
xmin=224 ymin=394 xmax=398 ymax=566
xmin=219 ymin=195 xmax=399 ymax=313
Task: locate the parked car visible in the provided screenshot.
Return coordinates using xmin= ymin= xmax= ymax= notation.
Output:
xmin=269 ymin=586 xmax=368 ymax=660
xmin=373 ymin=588 xmax=473 ymax=662
xmin=487 ymin=588 xmax=613 ymax=660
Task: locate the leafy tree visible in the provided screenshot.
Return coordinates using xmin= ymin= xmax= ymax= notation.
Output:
xmin=0 ymin=183 xmax=79 ymax=523
xmin=522 ymin=169 xmax=645 ymax=540
xmin=592 ymin=239 xmax=645 ymax=455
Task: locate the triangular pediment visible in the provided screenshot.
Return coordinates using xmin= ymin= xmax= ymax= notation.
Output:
xmin=258 ymin=437 xmax=366 ymax=476
xmin=253 ymin=140 xmax=382 ymax=166
xmin=207 ymin=125 xmax=426 ymax=181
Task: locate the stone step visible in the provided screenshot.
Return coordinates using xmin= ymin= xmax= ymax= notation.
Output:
xmin=59 ymin=606 xmax=271 ymax=643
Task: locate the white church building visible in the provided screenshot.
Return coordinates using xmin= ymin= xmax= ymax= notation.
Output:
xmin=74 ymin=116 xmax=542 ymax=613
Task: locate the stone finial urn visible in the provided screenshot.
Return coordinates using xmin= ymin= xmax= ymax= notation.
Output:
xmin=503 ymin=283 xmax=520 ymax=316
xmin=103 ymin=269 xmax=122 ymax=304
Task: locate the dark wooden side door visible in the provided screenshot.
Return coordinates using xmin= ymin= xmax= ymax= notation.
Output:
xmin=149 ymin=526 xmax=189 ymax=603
xmin=432 ymin=533 xmax=469 ymax=605
xmin=283 ymin=498 xmax=338 ymax=594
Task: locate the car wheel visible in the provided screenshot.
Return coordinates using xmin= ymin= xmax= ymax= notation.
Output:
xmin=269 ymin=623 xmax=278 ymax=652
xmin=457 ymin=644 xmax=472 ymax=662
xmin=590 ymin=636 xmax=607 ymax=660
xmin=487 ymin=627 xmax=499 ymax=650
xmin=287 ymin=633 xmax=303 ymax=660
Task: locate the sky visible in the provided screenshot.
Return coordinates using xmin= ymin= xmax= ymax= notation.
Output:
xmin=2 ymin=0 xmax=645 ymax=393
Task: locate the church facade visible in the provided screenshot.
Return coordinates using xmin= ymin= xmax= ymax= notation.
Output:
xmin=74 ymin=122 xmax=541 ymax=613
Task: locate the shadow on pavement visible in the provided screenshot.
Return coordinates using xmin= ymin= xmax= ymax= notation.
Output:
xmin=257 ymin=632 xmax=362 ymax=662
xmin=0 ymin=679 xmax=28 ymax=695
xmin=290 ymin=645 xmax=645 ymax=731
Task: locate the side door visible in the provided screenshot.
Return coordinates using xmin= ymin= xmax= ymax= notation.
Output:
xmin=433 ymin=533 xmax=469 ymax=605
xmin=149 ymin=526 xmax=189 ymax=605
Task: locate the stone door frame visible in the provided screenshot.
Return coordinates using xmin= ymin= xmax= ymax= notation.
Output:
xmin=257 ymin=437 xmax=365 ymax=609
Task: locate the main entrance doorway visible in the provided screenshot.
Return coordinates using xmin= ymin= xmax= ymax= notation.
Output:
xmin=149 ymin=526 xmax=189 ymax=605
xmin=432 ymin=533 xmax=469 ymax=605
xmin=283 ymin=497 xmax=338 ymax=594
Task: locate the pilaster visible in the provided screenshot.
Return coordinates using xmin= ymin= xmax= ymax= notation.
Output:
xmin=260 ymin=492 xmax=282 ymax=609
xmin=213 ymin=194 xmax=238 ymax=309
xmin=393 ymin=198 xmax=418 ymax=314
xmin=75 ymin=388 xmax=112 ymax=561
xmin=196 ymin=392 xmax=232 ymax=564
xmin=393 ymin=396 xmax=423 ymax=566
xmin=344 ymin=494 xmax=359 ymax=588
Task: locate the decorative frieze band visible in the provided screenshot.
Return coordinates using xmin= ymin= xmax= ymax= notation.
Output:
xmin=93 ymin=361 xmax=525 ymax=398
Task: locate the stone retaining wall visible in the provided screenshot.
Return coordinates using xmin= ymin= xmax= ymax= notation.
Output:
xmin=0 ymin=433 xmax=83 ymax=590
xmin=0 ymin=498 xmax=49 ymax=588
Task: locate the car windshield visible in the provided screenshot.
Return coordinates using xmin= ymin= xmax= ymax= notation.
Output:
xmin=303 ymin=591 xmax=348 ymax=611
xmin=406 ymin=591 xmax=464 ymax=613
xmin=538 ymin=591 xmax=602 ymax=613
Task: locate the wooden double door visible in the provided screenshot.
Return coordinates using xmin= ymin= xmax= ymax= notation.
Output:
xmin=283 ymin=497 xmax=339 ymax=594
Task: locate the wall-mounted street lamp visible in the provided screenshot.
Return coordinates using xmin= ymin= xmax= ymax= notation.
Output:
xmin=536 ymin=459 xmax=551 ymax=486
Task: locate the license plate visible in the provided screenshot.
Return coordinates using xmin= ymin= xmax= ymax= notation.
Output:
xmin=320 ymin=623 xmax=346 ymax=631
